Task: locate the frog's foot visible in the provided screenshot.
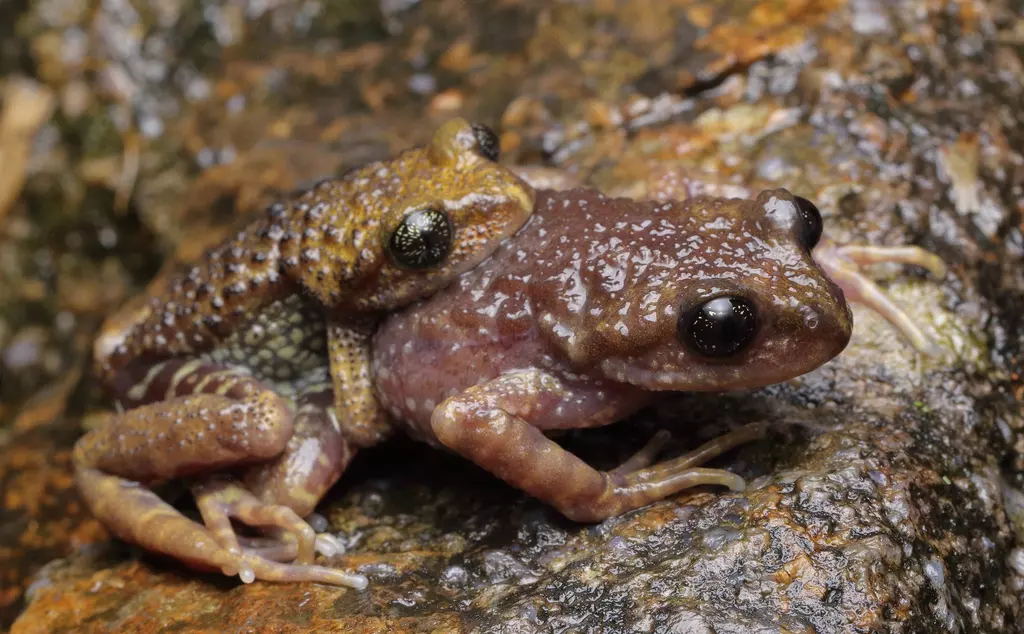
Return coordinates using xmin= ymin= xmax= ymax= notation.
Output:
xmin=193 ymin=477 xmax=319 ymax=565
xmin=73 ymin=464 xmax=366 ymax=588
xmin=233 ymin=548 xmax=367 ymax=589
xmin=813 ymin=239 xmax=948 ymax=356
xmin=222 ymin=541 xmax=366 ymax=587
xmin=191 ymin=477 xmax=367 ymax=588
xmin=609 ymin=430 xmax=672 ymax=476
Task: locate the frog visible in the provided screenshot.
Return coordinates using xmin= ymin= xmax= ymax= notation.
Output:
xmin=370 ymin=187 xmax=856 ymax=522
xmin=511 ymin=164 xmax=948 ymax=355
xmin=73 ymin=118 xmax=536 ymax=589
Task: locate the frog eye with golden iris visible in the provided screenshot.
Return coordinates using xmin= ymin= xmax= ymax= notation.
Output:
xmin=678 ymin=296 xmax=759 ymax=358
xmin=388 ymin=207 xmax=454 ymax=270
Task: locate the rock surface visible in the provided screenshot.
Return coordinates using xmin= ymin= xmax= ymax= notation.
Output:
xmin=2 ymin=0 xmax=1023 ymax=632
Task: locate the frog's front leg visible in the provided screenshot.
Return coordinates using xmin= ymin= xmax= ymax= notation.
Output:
xmin=73 ymin=360 xmax=364 ymax=587
xmin=428 ymin=370 xmax=761 ymax=522
xmin=193 ymin=317 xmax=389 ymax=572
xmin=236 ymin=317 xmax=389 ymax=516
xmin=812 ymin=238 xmax=948 ymax=356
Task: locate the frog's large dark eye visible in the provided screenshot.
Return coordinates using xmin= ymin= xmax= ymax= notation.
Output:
xmin=679 ymin=296 xmax=758 ymax=357
xmin=794 ymin=196 xmax=823 ymax=250
xmin=389 ymin=207 xmax=453 ymax=270
xmin=470 ymin=123 xmax=500 ymax=162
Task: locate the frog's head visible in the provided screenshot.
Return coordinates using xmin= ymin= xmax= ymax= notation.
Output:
xmin=287 ymin=118 xmax=534 ymax=310
xmin=531 ymin=188 xmax=852 ymax=392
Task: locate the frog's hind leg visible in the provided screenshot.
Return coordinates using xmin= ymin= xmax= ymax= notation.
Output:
xmin=73 ymin=360 xmax=296 ymax=582
xmin=74 ymin=359 xmax=365 ymax=587
xmin=205 ymin=317 xmax=386 ymax=549
xmin=242 ymin=384 xmax=355 ymax=518
xmin=188 ymin=319 xmax=396 ymax=584
xmin=191 ymin=383 xmax=357 ymax=576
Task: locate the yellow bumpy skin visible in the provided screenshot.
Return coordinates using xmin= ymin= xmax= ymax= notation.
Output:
xmin=78 ymin=119 xmax=536 ymax=589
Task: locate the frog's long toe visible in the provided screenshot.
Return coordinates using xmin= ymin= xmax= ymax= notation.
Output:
xmin=813 ymin=239 xmax=947 ymax=355
xmin=235 ymin=535 xmax=299 ymax=562
xmin=609 ymin=430 xmax=672 ymax=476
xmin=239 ymin=553 xmax=369 ymax=589
xmin=193 ymin=477 xmax=317 ymax=565
xmin=234 ymin=530 xmax=342 ymax=560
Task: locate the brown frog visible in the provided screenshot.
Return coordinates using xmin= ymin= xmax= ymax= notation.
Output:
xmin=365 ymin=171 xmax=946 ymax=526
xmin=512 ymin=164 xmax=948 ymax=355
xmin=371 ymin=187 xmax=855 ymax=522
xmin=74 ymin=119 xmax=535 ymax=588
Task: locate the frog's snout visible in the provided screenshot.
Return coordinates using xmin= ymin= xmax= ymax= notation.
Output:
xmin=800 ymin=287 xmax=854 ymax=362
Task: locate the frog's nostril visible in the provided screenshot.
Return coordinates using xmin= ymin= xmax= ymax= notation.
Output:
xmin=678 ymin=296 xmax=758 ymax=357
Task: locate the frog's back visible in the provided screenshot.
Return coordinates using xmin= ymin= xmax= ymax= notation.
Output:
xmin=374 ymin=186 xmax=852 ymax=433
xmin=94 ymin=119 xmax=536 ymax=388
xmin=93 ymin=198 xmax=308 ymax=386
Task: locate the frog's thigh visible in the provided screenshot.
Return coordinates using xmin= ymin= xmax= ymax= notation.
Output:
xmin=242 ymin=385 xmax=354 ymax=518
xmin=76 ymin=360 xmax=293 ymax=484
xmin=430 ymin=370 xmax=753 ymax=522
xmin=73 ymin=360 xmax=294 ymax=582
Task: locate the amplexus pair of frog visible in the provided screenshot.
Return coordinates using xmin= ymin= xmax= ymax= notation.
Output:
xmin=76 ymin=119 xmax=947 ymax=589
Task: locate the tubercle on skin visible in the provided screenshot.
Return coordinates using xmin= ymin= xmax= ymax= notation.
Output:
xmin=375 ymin=186 xmax=852 ymax=430
xmin=75 ymin=119 xmax=535 ymax=589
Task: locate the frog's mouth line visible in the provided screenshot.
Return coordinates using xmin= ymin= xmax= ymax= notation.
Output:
xmin=597 ymin=331 xmax=848 ymax=394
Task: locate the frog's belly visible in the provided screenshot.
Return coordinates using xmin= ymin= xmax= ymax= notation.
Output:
xmin=200 ymin=293 xmax=331 ymax=399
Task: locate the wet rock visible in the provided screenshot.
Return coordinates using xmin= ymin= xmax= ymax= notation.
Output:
xmin=3 ymin=0 xmax=1023 ymax=631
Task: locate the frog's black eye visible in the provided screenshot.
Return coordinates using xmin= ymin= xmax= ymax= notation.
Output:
xmin=679 ymin=296 xmax=758 ymax=357
xmin=470 ymin=123 xmax=500 ymax=162
xmin=794 ymin=196 xmax=823 ymax=251
xmin=389 ymin=207 xmax=453 ymax=270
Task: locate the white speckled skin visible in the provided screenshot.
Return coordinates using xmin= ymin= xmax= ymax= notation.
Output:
xmin=374 ymin=187 xmax=852 ymax=437
xmin=371 ymin=187 xmax=853 ymax=521
xmin=74 ymin=119 xmax=536 ymax=590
